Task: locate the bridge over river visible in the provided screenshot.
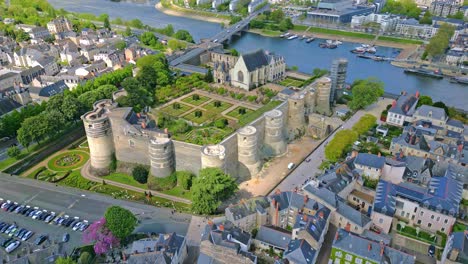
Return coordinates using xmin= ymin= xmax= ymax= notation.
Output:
xmin=168 ymin=5 xmax=270 ymax=71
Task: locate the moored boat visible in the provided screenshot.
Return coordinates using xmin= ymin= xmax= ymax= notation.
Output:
xmin=287 ymin=34 xmax=298 ymax=40
xmin=404 ymin=67 xmax=443 ymax=79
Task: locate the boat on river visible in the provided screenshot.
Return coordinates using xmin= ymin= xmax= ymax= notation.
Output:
xmin=404 ymin=67 xmax=443 ymax=79
xmin=306 ymin=37 xmax=315 ymax=43
xmin=287 ymin=34 xmax=298 ymax=40
xmin=319 ymin=42 xmax=337 ymax=49
xmin=280 ymin=32 xmax=290 ymax=38
xmin=450 ymin=76 xmax=468 ymax=84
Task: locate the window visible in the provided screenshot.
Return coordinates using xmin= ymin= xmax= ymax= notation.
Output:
xmin=353 ymin=197 xmax=357 ymax=201
xmin=436 ymin=216 xmax=440 ymax=222
xmin=428 ymin=223 xmax=432 ymax=228
xmin=414 ymin=207 xmax=417 ymax=213
xmin=417 ymin=220 xmax=422 ymax=224
xmin=400 ymin=211 xmax=405 ymax=217
xmin=379 ymin=218 xmax=383 ymax=224
xmin=237 ymin=71 xmax=244 ymax=83
xmin=420 ymin=211 xmax=424 ymax=216
xmin=406 ymin=213 xmax=410 ymax=218
xmin=411 ymin=215 xmax=415 ymax=220
xmin=444 ymin=219 xmax=448 ymax=224
xmin=355 ymin=226 xmax=358 ymax=231
xmin=431 ymin=215 xmax=434 ymax=219
xmin=441 ymin=227 xmax=445 ymax=232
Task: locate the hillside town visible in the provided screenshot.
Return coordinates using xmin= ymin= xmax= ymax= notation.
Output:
xmin=0 ymin=0 xmax=467 ymax=264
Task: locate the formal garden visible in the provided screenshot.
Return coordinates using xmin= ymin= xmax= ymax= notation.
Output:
xmin=278 ymin=77 xmax=304 ymax=87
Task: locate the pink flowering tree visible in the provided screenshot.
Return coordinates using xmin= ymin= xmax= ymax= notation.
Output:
xmin=83 ymin=218 xmax=120 ymax=254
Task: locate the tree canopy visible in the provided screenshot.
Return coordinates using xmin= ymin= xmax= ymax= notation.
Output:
xmin=381 ymin=0 xmax=421 ymax=19
xmin=104 ymin=206 xmax=137 ymax=240
xmin=55 ymin=257 xmax=77 ymax=264
xmin=348 ymin=78 xmax=384 ymax=111
xmin=425 ymin=23 xmax=455 ymax=57
xmin=191 ymin=168 xmax=238 ymax=214
xmin=416 ymin=95 xmax=433 ymax=108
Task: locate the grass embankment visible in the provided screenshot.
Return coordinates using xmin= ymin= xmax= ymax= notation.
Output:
xmin=294 ymin=25 xmax=423 ymax=45
xmin=239 ymin=100 xmax=283 ymax=126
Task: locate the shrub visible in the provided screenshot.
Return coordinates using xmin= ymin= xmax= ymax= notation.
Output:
xmin=214 ymin=119 xmax=228 ymax=129
xmin=132 ymin=165 xmax=149 ymax=184
xmin=193 ymin=94 xmax=200 ymax=100
xmin=7 ymin=146 xmax=21 ymax=159
xmin=147 ymin=173 xmax=177 ymax=191
xmin=176 ymin=171 xmax=194 ymax=190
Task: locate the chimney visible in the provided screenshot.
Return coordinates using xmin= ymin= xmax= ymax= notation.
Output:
xmin=416 ymin=91 xmax=420 ymax=98
xmin=335 ymin=231 xmax=339 ymax=240
xmin=378 ymin=152 xmax=381 ymax=157
xmin=219 ymin=224 xmax=224 ymax=231
xmin=137 ymin=113 xmax=141 ymax=118
xmin=275 ymin=201 xmax=280 ymax=226
xmin=380 ymin=241 xmax=385 ymax=256
xmin=405 ymin=104 xmax=409 ymax=112
xmin=345 ymin=223 xmax=351 ymax=232
xmin=304 ymin=195 xmax=309 ymax=204
xmin=392 ymin=100 xmax=397 ymax=108
xmin=319 ymin=211 xmax=324 ymax=219
xmin=351 ymin=150 xmax=358 ymax=158
xmin=141 ymin=122 xmax=146 ymax=129
xmin=275 ymin=189 xmax=281 ymax=195
xmin=458 ymin=144 xmax=463 ymax=153
xmin=368 ymin=243 xmax=372 ymax=251
xmin=303 ymin=214 xmax=308 ymax=221
xmin=164 ymin=128 xmax=168 ymax=134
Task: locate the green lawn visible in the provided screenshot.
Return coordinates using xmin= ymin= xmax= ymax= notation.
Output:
xmin=161 ymin=185 xmax=192 ymax=200
xmin=239 ymin=100 xmax=283 ymax=126
xmin=182 ymin=110 xmax=215 ymax=125
xmin=47 ymin=150 xmax=90 ymax=171
xmin=202 ymin=101 xmax=233 ymax=114
xmin=103 ymin=173 xmax=147 ymax=189
xmin=453 ymin=222 xmax=467 ymax=232
xmin=160 ymin=103 xmax=193 ymax=117
xmin=225 ymin=106 xmax=254 ymax=120
xmin=181 ymin=94 xmax=210 ymax=106
xmin=397 ymin=224 xmax=440 ymax=246
xmin=278 ymin=77 xmax=304 ymax=87
xmin=0 ymin=148 xmax=31 ymax=171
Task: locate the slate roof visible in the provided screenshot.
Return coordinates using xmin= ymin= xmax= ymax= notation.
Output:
xmin=241 ymin=49 xmax=269 ymax=72
xmin=207 ymin=221 xmax=252 ymax=248
xmin=402 ymin=156 xmax=434 ymax=185
xmin=373 ymin=177 xmax=463 ymax=217
xmin=269 ymin=191 xmax=326 ymax=212
xmin=284 ymin=239 xmax=316 ymax=264
xmin=392 ymin=131 xmax=430 ymax=152
xmin=332 ymin=229 xmax=415 ymax=264
xmin=451 ymin=231 xmax=468 ymax=262
xmin=447 ymin=119 xmax=464 ymax=129
xmin=0 ymin=98 xmax=22 ymax=116
xmin=0 ymin=71 xmax=18 ymax=81
xmin=389 ymin=93 xmax=418 ymax=115
xmin=37 ymin=80 xmax=68 ymax=97
xmin=293 ymin=207 xmax=331 ymax=242
xmin=130 ymin=233 xmax=185 ymax=257
xmin=354 ymin=153 xmax=385 ymax=169
xmin=226 ymin=197 xmax=269 ymax=221
xmin=255 ymin=225 xmax=292 ymax=250
xmin=415 ymin=105 xmax=447 ymax=121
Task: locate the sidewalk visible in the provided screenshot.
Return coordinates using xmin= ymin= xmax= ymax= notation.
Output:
xmin=81 ymin=162 xmax=191 ymax=204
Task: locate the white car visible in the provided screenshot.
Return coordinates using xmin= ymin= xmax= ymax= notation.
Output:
xmin=21 ymin=231 xmax=34 ymax=241
xmin=5 ymin=240 xmax=20 ymax=253
xmin=72 ymin=222 xmax=82 ymax=231
xmin=32 ymin=211 xmax=42 ymax=220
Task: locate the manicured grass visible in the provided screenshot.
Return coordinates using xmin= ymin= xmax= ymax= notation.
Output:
xmin=226 ymin=106 xmax=254 ymax=120
xmin=160 ymin=185 xmax=192 ymax=200
xmin=297 ymin=26 xmax=424 ymax=45
xmin=102 ymin=173 xmax=147 ymax=189
xmin=239 ymin=100 xmax=283 ymax=126
xmin=453 ymin=222 xmax=467 ymax=232
xmin=58 ymin=171 xmax=97 ymax=190
xmin=202 ymin=101 xmax=233 ymax=114
xmin=47 ymin=150 xmax=90 ymax=172
xmin=181 ymin=94 xmax=210 ymax=106
xmin=397 ymin=224 xmax=439 ymax=246
xmin=278 ymin=77 xmax=304 ymax=87
xmin=182 ymin=110 xmax=215 ymax=125
xmin=161 ymin=103 xmax=193 ymax=117
xmin=0 ymin=157 xmax=21 ymax=171
xmin=183 ymin=126 xmax=234 ymax=145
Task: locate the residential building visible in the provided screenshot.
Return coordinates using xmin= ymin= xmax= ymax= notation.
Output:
xmin=60 ymin=42 xmax=80 ymax=63
xmin=413 ymin=104 xmax=448 ymax=128
xmin=230 ymin=49 xmax=286 ymax=91
xmin=371 ymin=174 xmax=463 ymax=234
xmin=28 ymin=80 xmax=69 ymax=101
xmin=198 ymin=222 xmax=257 ymax=264
xmin=16 ymin=24 xmax=51 ymax=40
xmin=330 ymin=229 xmax=416 ymax=264
xmin=348 ymin=189 xmax=374 ymax=214
xmin=443 ymin=230 xmax=468 ymax=263
xmin=254 ymin=225 xmax=292 ymax=253
xmin=395 ymin=19 xmax=438 ymax=39
xmin=20 ymin=66 xmax=46 ymax=85
xmin=430 ymin=1 xmax=463 ymax=17
xmin=351 ymin=13 xmax=400 ymax=32
xmin=127 ymin=233 xmax=187 ymax=264
xmin=446 ymin=48 xmax=466 ymax=65
xmin=47 ymin=17 xmax=73 ymax=34
xmin=283 ymin=239 xmax=316 ymax=264
xmin=354 ymin=153 xmax=386 ymax=180
xmin=31 ymin=56 xmax=59 ymax=76
xmin=0 ymin=71 xmax=22 ymax=91
xmin=225 ymin=197 xmax=270 ymax=232
xmin=386 ymin=91 xmax=419 ymax=127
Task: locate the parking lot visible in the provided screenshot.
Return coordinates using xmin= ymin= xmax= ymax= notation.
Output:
xmin=0 ymin=173 xmax=192 ymax=259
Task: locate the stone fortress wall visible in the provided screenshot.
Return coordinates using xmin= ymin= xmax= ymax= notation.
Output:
xmin=83 ymin=77 xmax=340 ymax=183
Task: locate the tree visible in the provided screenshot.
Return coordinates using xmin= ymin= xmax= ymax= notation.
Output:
xmin=78 ymin=252 xmax=93 ymax=264
xmin=118 ymin=77 xmax=154 ymax=112
xmin=139 ymin=32 xmax=159 ymax=47
xmin=348 ymin=78 xmax=384 ymax=111
xmin=15 ymin=29 xmax=31 ymax=42
xmin=7 ymin=146 xmax=21 ymax=159
xmin=270 ymin=9 xmax=285 ymax=23
xmin=381 ymin=0 xmax=421 ymax=18
xmin=83 ymin=218 xmax=120 ymax=254
xmin=125 ymin=26 xmax=132 ymax=37
xmin=61 ymin=94 xmax=83 ymax=122
xmin=425 ymin=23 xmax=455 ymax=57
xmin=420 ymin=11 xmax=432 ymax=25
xmin=104 ymin=206 xmax=137 ymax=240
xmin=132 ymin=165 xmax=149 ymax=184
xmin=174 ymin=29 xmax=194 ymax=43
xmin=230 ymin=48 xmax=239 ymax=56
xmin=325 ymin=129 xmax=358 ymax=162
xmin=432 ymin=101 xmax=449 ymax=115
xmin=115 ymin=40 xmax=127 ymax=51
xmin=55 ymin=257 xmax=77 ymax=264
xmin=447 ymin=11 xmax=464 ymax=19
xmin=416 ymin=95 xmax=433 ymax=107
xmin=191 ymin=168 xmax=238 ymax=214
xmin=205 ymin=68 xmax=214 ymax=83
xmin=168 ymin=39 xmax=186 ymax=51
xmin=103 ymin=16 xmax=111 ymax=30
xmin=176 ymin=171 xmax=194 ymax=190
xmin=352 ymin=114 xmax=377 ymax=135
xmin=137 ymin=65 xmax=158 ymax=91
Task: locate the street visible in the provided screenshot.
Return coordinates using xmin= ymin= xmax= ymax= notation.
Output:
xmin=0 ymin=173 xmax=191 ymax=257
xmin=271 ymin=98 xmax=391 ymax=195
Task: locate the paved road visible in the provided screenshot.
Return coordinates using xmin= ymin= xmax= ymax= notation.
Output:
xmin=0 ymin=173 xmax=191 ymax=234
xmin=271 ymin=108 xmax=367 ymax=194
xmin=81 ymin=162 xmax=191 ymax=204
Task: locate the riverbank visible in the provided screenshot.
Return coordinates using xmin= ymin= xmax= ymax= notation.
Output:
xmin=155 ymin=2 xmax=229 ymax=25
xmin=248 ymin=28 xmax=420 ymax=60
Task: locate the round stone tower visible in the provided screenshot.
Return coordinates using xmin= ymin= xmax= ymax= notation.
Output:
xmin=287 ymin=93 xmax=306 ymax=137
xmin=148 ymin=137 xmax=175 ymax=178
xmin=315 ymin=77 xmax=332 ymax=116
xmin=263 ymin=109 xmax=286 ymax=157
xmin=237 ymin=126 xmax=262 ymax=178
xmin=201 ymin=144 xmax=226 ymax=170
xmin=82 ymin=100 xmax=115 ymax=176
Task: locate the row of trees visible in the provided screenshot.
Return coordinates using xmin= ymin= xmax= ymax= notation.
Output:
xmin=425 ymin=23 xmax=455 ymax=58
xmin=348 ymin=78 xmax=385 ymax=111
xmin=250 ymin=10 xmax=294 ymax=32
xmin=325 ymin=114 xmax=377 ymax=162
xmin=381 ymin=0 xmax=421 ymax=19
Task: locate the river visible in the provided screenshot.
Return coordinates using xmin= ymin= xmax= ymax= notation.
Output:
xmin=48 ymin=0 xmax=468 ymax=110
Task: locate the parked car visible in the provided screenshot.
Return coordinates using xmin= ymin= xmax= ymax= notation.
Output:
xmin=45 ymin=213 xmax=56 ymax=223
xmin=72 ymin=222 xmax=82 ymax=231
xmin=79 ymin=223 xmax=89 ymax=232
xmin=428 ymin=245 xmax=435 ymax=257
xmin=1 ymin=238 xmax=12 ymax=247
xmin=32 ymin=211 xmax=42 ymax=220
xmin=34 ymin=235 xmax=47 ymax=245
xmin=6 ymin=240 xmax=20 ymax=253
xmin=21 ymin=231 xmax=33 ymax=241
xmin=62 ymin=233 xmax=70 ymax=243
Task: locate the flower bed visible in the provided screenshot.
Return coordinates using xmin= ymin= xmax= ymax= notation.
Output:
xmin=47 ymin=151 xmax=89 ymax=171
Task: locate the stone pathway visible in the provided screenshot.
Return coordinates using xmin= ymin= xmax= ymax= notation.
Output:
xmin=80 ymin=161 xmax=192 ymax=204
